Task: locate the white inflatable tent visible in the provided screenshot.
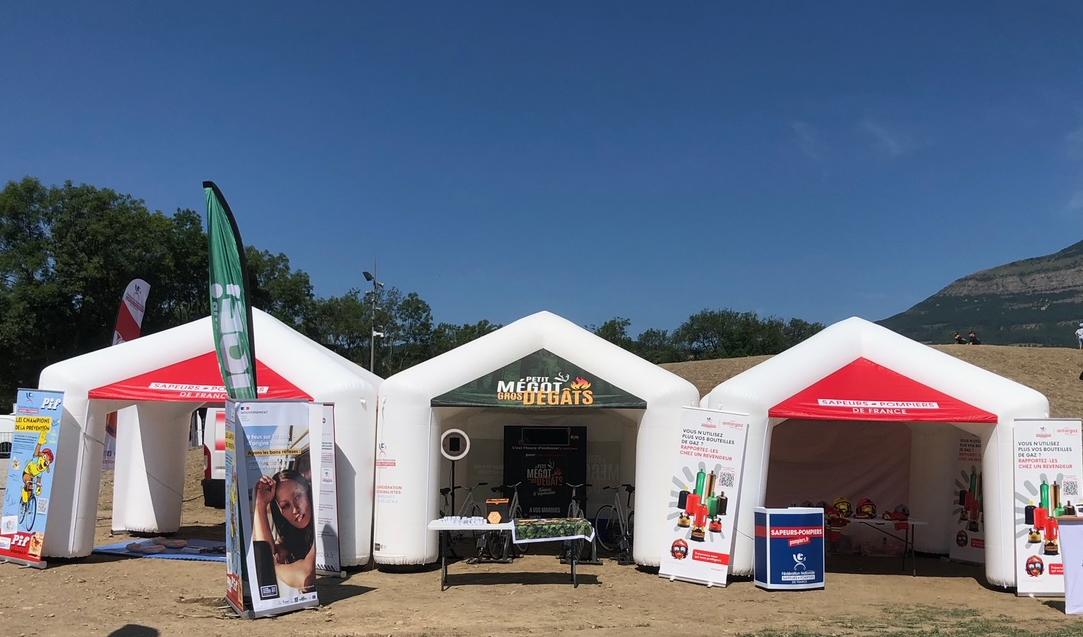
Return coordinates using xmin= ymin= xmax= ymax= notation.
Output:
xmin=702 ymin=316 xmax=1048 ymax=587
xmin=373 ymin=311 xmax=700 ymax=566
xmin=37 ymin=308 xmax=381 ymax=566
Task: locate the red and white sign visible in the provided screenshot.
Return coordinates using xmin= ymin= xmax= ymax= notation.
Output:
xmin=89 ymin=351 xmax=310 ymax=403
xmin=1014 ymin=418 xmax=1083 ymax=596
xmin=770 ymin=358 xmax=995 ymax=422
xmin=112 ymin=279 xmax=150 ymax=345
xmin=659 ymin=407 xmax=750 ymax=587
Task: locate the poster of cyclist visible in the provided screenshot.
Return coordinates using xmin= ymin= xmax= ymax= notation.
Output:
xmin=230 ymin=400 xmax=320 ymax=618
xmin=658 ymin=406 xmax=750 ymax=587
xmin=0 ymin=388 xmax=65 ymax=568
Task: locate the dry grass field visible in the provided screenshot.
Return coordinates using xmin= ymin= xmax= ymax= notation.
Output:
xmin=2 ymin=344 xmax=1082 ymax=636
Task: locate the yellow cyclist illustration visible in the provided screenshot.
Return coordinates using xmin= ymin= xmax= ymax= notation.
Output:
xmin=22 ymin=431 xmax=54 ymax=504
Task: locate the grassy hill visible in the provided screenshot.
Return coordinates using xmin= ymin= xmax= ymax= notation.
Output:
xmin=663 ymin=344 xmax=1083 ymax=418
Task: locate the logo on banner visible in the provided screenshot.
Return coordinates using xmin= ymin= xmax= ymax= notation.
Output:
xmin=495 ymin=373 xmax=595 ymax=406
xmin=793 ymin=552 xmax=808 ymax=570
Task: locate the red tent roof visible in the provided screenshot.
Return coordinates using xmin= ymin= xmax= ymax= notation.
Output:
xmin=88 ymin=351 xmax=310 ymax=403
xmin=769 ymin=357 xmax=996 ymax=423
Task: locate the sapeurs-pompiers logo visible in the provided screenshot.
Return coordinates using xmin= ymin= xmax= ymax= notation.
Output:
xmin=495 ymin=372 xmax=595 ymax=406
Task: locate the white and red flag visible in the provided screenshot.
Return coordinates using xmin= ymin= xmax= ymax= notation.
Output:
xmin=112 ymin=279 xmax=151 ymax=344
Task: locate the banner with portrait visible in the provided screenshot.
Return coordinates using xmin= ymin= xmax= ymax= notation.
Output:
xmin=232 ymin=400 xmax=319 ymax=617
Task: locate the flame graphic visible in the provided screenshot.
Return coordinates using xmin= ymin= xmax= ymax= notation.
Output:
xmin=570 ymin=377 xmax=591 ymax=390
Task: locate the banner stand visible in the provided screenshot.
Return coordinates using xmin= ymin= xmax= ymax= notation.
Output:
xmin=658 ymin=407 xmax=751 ymax=588
xmin=0 ymin=556 xmax=47 ymax=569
xmin=1 ymin=389 xmax=66 ymax=569
xmin=1013 ymin=418 xmax=1083 ymax=596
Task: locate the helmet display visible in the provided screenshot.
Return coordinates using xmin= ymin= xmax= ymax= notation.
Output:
xmin=855 ymin=497 xmax=876 ymax=519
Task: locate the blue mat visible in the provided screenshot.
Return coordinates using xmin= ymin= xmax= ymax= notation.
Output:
xmin=93 ymin=538 xmax=226 ymax=562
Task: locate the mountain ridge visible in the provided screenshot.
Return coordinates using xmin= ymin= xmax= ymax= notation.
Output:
xmin=878 ymin=239 xmax=1083 ymax=346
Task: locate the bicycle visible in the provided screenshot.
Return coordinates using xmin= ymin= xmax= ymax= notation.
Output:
xmin=486 ymin=481 xmax=530 ymax=561
xmin=560 ymin=482 xmax=599 ymax=565
xmin=594 ymin=483 xmax=634 ymax=565
xmin=438 ymin=482 xmax=488 ymax=559
xmin=19 ymin=476 xmax=42 ymax=531
xmin=439 ymin=481 xmax=488 ymax=519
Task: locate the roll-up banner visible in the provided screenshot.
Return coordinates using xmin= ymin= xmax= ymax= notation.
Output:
xmin=1014 ymin=418 xmax=1083 ymax=596
xmin=949 ymin=433 xmax=985 ymax=564
xmin=659 ymin=406 xmax=750 ymax=587
xmin=228 ymin=400 xmax=319 ymax=618
xmin=313 ymin=403 xmax=342 ymax=576
xmin=0 ymin=389 xmax=65 ymax=568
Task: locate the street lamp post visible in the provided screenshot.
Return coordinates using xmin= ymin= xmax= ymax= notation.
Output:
xmin=363 ymin=269 xmax=384 ymax=371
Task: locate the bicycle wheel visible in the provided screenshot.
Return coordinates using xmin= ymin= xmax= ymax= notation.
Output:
xmin=594 ymin=505 xmax=620 ymax=553
xmin=627 ymin=511 xmax=634 ymax=541
xmin=24 ymin=496 xmax=37 ymax=531
xmin=486 ymin=531 xmax=510 ymax=561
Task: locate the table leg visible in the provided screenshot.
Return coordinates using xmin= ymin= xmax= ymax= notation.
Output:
xmin=441 ymin=530 xmax=449 ymax=591
xmin=900 ymin=524 xmax=906 ymax=573
xmin=571 ymin=540 xmax=578 ymax=588
xmin=910 ymin=525 xmax=917 ymax=577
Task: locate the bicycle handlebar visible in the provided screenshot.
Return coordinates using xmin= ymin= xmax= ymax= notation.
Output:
xmin=440 ymin=481 xmax=490 ymax=496
xmin=566 ymin=482 xmax=591 ymax=489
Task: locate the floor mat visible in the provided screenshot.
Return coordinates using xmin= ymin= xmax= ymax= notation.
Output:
xmin=93 ymin=538 xmax=226 ymax=562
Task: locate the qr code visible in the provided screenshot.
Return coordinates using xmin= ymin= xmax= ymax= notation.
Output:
xmin=1064 ymin=480 xmax=1079 ymax=497
xmin=719 ymin=472 xmax=735 ymax=488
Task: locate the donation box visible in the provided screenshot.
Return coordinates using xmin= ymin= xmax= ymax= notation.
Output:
xmin=754 ymin=507 xmax=825 ymax=590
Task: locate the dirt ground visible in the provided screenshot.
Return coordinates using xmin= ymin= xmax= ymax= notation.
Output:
xmin=4 ymin=346 xmax=1083 ymax=636
xmin=0 ymin=451 xmax=1076 ymax=637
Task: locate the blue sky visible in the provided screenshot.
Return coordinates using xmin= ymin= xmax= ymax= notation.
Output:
xmin=4 ymin=2 xmax=1083 ymax=334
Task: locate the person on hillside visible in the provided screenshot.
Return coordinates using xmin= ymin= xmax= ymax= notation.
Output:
xmin=1075 ymin=323 xmax=1083 ymax=350
xmin=953 ymin=332 xmax=967 ymax=344
xmin=967 ymin=330 xmax=981 ymax=345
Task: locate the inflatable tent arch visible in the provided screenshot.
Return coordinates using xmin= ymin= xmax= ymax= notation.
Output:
xmin=702 ymin=317 xmax=1049 ymax=588
xmin=372 ymin=311 xmax=700 ymax=567
xmin=37 ymin=308 xmax=381 ymax=566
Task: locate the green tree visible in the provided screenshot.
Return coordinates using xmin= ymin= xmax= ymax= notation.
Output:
xmin=308 ymin=290 xmax=368 ymax=362
xmin=0 ymin=178 xmax=211 ymax=399
xmin=380 ymin=292 xmax=434 ymax=375
xmin=634 ymin=328 xmax=681 ymax=363
xmin=245 ymin=248 xmax=316 ymax=331
xmin=591 ymin=317 xmax=634 ymax=349
xmin=432 ymin=320 xmax=501 ymax=354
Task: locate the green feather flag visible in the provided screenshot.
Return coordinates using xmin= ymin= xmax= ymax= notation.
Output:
xmin=205 ymin=181 xmax=258 ymax=399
